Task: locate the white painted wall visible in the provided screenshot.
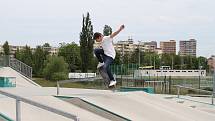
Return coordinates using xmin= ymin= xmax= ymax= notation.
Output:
xmin=134 ymin=69 xmax=206 ymax=77
xmin=68 ymin=73 xmax=96 ymax=79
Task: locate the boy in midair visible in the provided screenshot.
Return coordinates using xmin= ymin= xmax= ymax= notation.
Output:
xmin=93 ymin=25 xmax=125 ymax=87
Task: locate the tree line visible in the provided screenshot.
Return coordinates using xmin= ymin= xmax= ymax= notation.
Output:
xmin=0 ymin=12 xmax=210 ymax=81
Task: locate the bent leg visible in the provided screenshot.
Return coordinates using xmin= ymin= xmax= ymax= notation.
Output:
xmin=94 ymin=48 xmax=104 ymax=63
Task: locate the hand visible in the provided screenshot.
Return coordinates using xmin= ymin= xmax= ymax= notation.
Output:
xmin=120 ymin=25 xmax=125 ymax=30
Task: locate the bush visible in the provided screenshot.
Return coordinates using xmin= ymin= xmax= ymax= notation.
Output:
xmin=43 ymin=56 xmax=69 ymax=81
xmin=51 ymin=72 xmax=68 ymax=81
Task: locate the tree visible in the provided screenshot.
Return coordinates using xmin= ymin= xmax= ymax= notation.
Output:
xmin=43 ymin=43 xmax=51 ymax=47
xmin=130 ymin=49 xmax=139 ymax=64
xmin=16 ymin=45 xmax=33 ymax=67
xmin=58 ymin=42 xmax=81 ymax=72
xmin=161 ymin=54 xmax=172 ymax=67
xmin=80 ymin=12 xmax=94 ymax=72
xmin=3 ymin=41 xmax=10 ymax=55
xmin=173 ymin=55 xmax=181 ymax=69
xmin=113 ymin=52 xmax=121 ymax=65
xmin=32 ymin=46 xmax=47 ymax=77
xmin=15 ymin=48 xmax=21 ymax=59
xmin=42 ymin=43 xmax=51 ymax=55
xmin=197 ymin=56 xmax=208 ymax=70
xmin=103 ymin=25 xmax=112 ymax=36
xmin=43 ymin=56 xmax=68 ymax=81
xmin=122 ymin=53 xmax=130 ymax=64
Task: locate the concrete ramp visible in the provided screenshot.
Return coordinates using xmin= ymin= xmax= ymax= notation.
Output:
xmin=54 ymin=88 xmax=215 ymax=121
xmin=1 ymin=85 xmax=215 ymax=121
xmin=3 ymin=87 xmax=214 ymax=121
xmin=0 ymin=67 xmax=40 ymax=87
xmin=59 ymin=97 xmax=130 ymax=121
xmin=0 ymin=87 xmax=111 ymax=121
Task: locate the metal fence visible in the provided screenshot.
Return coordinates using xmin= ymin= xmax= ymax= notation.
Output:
xmin=110 ymin=64 xmax=214 ymax=94
xmin=174 ymin=85 xmax=215 ymax=105
xmin=0 ymin=55 xmax=32 ymax=79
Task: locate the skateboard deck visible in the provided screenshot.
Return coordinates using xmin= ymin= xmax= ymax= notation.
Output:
xmin=98 ymin=66 xmax=110 ymax=87
xmin=98 ymin=66 xmax=116 ymax=90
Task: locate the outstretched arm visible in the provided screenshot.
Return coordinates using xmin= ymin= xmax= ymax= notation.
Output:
xmin=110 ymin=25 xmax=125 ymax=38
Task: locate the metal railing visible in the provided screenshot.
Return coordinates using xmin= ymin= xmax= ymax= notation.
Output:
xmin=0 ymin=89 xmax=80 ymax=121
xmin=0 ymin=55 xmax=32 ymax=79
xmin=174 ymin=85 xmax=215 ymax=105
xmin=9 ymin=57 xmax=32 ymax=79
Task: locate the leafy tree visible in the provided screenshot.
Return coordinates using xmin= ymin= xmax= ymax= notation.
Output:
xmin=3 ymin=41 xmax=10 ymax=55
xmin=103 ymin=25 xmax=112 ymax=36
xmin=113 ymin=52 xmax=121 ymax=65
xmin=43 ymin=56 xmax=68 ymax=81
xmin=80 ymin=12 xmax=94 ymax=72
xmin=58 ymin=42 xmax=81 ymax=72
xmin=32 ymin=46 xmax=47 ymax=77
xmin=43 ymin=43 xmax=51 ymax=47
xmin=16 ymin=45 xmax=33 ymax=67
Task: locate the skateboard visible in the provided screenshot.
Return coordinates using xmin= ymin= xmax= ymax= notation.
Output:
xmin=98 ymin=66 xmax=116 ymax=90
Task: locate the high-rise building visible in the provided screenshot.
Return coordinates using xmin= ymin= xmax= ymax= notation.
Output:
xmin=179 ymin=39 xmax=197 ymax=56
xmin=114 ymin=38 xmax=137 ymax=55
xmin=160 ymin=40 xmax=176 ymax=54
xmin=138 ymin=41 xmax=157 ymax=52
xmin=155 ymin=48 xmax=163 ymax=55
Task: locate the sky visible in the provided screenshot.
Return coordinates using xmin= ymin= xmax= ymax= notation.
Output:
xmin=0 ymin=0 xmax=214 ymax=57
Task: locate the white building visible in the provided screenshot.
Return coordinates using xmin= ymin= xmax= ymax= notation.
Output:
xmin=114 ymin=38 xmax=137 ymax=55
xmin=42 ymin=46 xmax=59 ymax=55
xmin=0 ymin=45 xmax=26 ymax=55
xmin=138 ymin=41 xmax=157 ymax=52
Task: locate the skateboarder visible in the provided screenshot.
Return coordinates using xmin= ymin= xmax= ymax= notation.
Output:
xmin=93 ymin=25 xmax=125 ymax=87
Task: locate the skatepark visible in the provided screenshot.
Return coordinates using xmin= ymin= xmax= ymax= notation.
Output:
xmin=1 ymin=66 xmax=215 ymax=121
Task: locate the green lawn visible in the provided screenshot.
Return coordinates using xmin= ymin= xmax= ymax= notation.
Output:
xmin=32 ymin=78 xmax=106 ymax=89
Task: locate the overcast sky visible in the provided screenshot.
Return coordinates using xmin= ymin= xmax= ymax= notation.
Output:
xmin=0 ymin=0 xmax=214 ymax=57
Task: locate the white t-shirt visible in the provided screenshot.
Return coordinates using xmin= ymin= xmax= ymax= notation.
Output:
xmin=101 ymin=36 xmax=116 ymax=59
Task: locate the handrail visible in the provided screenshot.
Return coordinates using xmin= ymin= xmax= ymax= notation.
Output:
xmin=174 ymin=85 xmax=213 ymax=94
xmin=173 ymin=85 xmax=214 ymax=105
xmin=0 ymin=89 xmax=79 ymax=121
xmin=9 ymin=57 xmax=32 ymax=79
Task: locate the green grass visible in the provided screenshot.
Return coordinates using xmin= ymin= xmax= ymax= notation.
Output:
xmin=32 ymin=78 xmax=107 ymax=89
xmin=33 ymin=78 xmax=56 ymax=87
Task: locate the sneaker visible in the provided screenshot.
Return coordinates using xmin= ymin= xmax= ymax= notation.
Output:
xmin=109 ymin=80 xmax=117 ymax=87
xmin=97 ymin=62 xmax=104 ymax=69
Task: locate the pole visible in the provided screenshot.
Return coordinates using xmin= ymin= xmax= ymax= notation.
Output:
xmin=139 ymin=48 xmax=140 ymax=67
xmin=57 ymin=82 xmax=59 ymax=95
xmin=154 ymin=56 xmax=155 ymax=70
xmin=169 ymin=76 xmax=171 ymax=94
xmin=16 ymin=99 xmax=21 ymax=121
xmin=172 ymin=55 xmax=174 ymax=70
xmin=177 ymin=86 xmax=180 ymax=98
xmin=212 ymin=71 xmax=215 ymax=105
